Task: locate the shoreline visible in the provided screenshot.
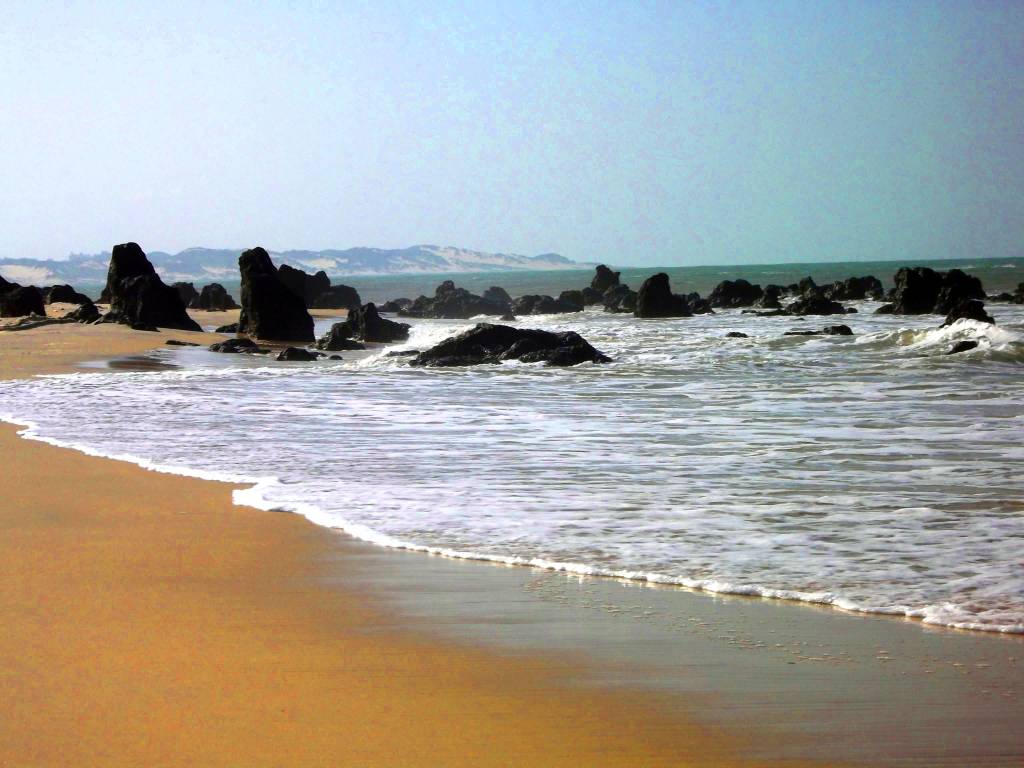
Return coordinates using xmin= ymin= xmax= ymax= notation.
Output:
xmin=0 ymin=321 xmax=784 ymax=767
xmin=2 ymin=319 xmax=1022 ymax=765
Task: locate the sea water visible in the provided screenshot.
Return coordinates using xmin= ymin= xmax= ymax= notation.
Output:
xmin=2 ymin=265 xmax=1023 ymax=634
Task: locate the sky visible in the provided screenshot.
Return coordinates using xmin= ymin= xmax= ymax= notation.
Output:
xmin=1 ymin=1 xmax=1022 ymax=267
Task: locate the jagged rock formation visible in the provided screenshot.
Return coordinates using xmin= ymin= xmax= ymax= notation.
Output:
xmin=191 ymin=283 xmax=239 ymax=311
xmin=237 ymin=248 xmax=314 ymax=341
xmin=409 ymin=323 xmax=611 ymax=367
xmin=401 ymin=281 xmax=509 ymax=319
xmin=634 ymin=273 xmax=690 ymax=318
xmin=100 ymin=243 xmax=201 ymax=331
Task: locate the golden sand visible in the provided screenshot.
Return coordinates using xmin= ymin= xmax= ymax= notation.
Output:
xmin=0 ymin=321 xmax=793 ymax=766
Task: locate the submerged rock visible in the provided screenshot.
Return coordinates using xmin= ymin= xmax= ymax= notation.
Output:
xmin=941 ymin=299 xmax=995 ymax=327
xmin=237 ymin=247 xmax=314 ymax=342
xmin=315 ymin=322 xmax=368 ymax=351
xmin=100 ymin=243 xmax=201 ymax=332
xmin=725 ymin=331 xmax=749 ymax=338
xmin=276 ymin=346 xmax=320 ymax=361
xmin=785 ymin=294 xmax=847 ymax=316
xmin=946 ymin=340 xmax=979 ymax=355
xmin=209 ymin=338 xmax=268 ymax=354
xmin=634 ymin=273 xmax=690 ymax=318
xmin=410 ymin=323 xmax=611 ymax=367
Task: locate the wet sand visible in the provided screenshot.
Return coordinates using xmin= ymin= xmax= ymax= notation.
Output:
xmin=0 ymin=320 xmax=797 ymax=767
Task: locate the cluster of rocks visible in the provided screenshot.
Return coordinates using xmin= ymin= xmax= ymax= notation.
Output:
xmin=875 ymin=267 xmax=984 ymax=315
xmin=98 ymin=243 xmax=201 ymax=331
xmin=317 ymin=303 xmax=409 ymax=350
xmin=236 ymin=248 xmax=315 ymax=341
xmin=1 ymin=276 xmax=100 ymax=322
xmin=408 ymin=323 xmax=611 ymax=367
xmin=173 ymin=282 xmax=239 ymax=311
xmin=989 ymin=282 xmax=1024 ymax=304
xmin=277 ymin=264 xmax=361 ymax=310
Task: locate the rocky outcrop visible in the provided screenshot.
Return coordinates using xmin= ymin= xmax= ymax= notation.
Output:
xmin=237 ymin=247 xmax=315 ymax=341
xmin=277 ymin=264 xmax=361 ymax=310
xmin=785 ymin=294 xmax=847 ymax=315
xmin=823 ymin=276 xmax=883 ymax=301
xmin=686 ymin=293 xmax=714 ymax=314
xmin=708 ymin=279 xmax=763 ymax=308
xmin=941 ymin=299 xmax=995 ymax=327
xmin=44 ymin=284 xmax=93 ymax=305
xmin=725 ymin=331 xmax=749 ymax=338
xmin=511 ymin=294 xmax=581 ymax=315
xmin=402 ymin=281 xmax=508 ymax=319
xmin=322 ymin=302 xmax=409 ymax=346
xmin=877 ymin=267 xmax=985 ymax=315
xmin=482 ymin=286 xmax=513 ymax=308
xmin=173 ymin=282 xmax=199 ymax=306
xmin=379 ymin=298 xmax=412 ymax=313
xmin=311 ymin=284 xmax=361 ymax=310
xmin=209 ymin=338 xmax=268 ymax=353
xmin=191 ymin=283 xmax=239 ymax=311
xmin=276 ymin=347 xmax=320 ymax=361
xmin=591 ymin=265 xmax=620 ymax=293
xmin=409 ymin=323 xmax=611 ymax=367
xmin=316 ymin=323 xmax=367 ymax=351
xmin=783 ymin=324 xmax=853 ymax=336
xmin=215 ymin=322 xmax=239 ymax=333
xmin=100 ymin=243 xmax=201 ymax=331
xmin=0 ymin=285 xmax=45 ymax=318
xmin=634 ymin=273 xmax=690 ymax=318
xmin=602 ymin=284 xmax=637 ymax=313
xmin=65 ymin=301 xmax=100 ymax=323
xmin=754 ymin=285 xmax=783 ymax=309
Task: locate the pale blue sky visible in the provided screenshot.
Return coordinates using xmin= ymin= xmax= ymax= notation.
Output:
xmin=1 ymin=1 xmax=1022 ymax=265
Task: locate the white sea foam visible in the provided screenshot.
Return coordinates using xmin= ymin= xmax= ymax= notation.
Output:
xmin=2 ymin=301 xmax=1023 ymax=634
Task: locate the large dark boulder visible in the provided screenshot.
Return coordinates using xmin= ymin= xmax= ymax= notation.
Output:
xmin=708 ymin=279 xmax=763 ymax=308
xmin=410 ymin=323 xmax=611 ymax=368
xmin=237 ymin=247 xmax=314 ymax=341
xmin=754 ymin=285 xmax=783 ymax=309
xmin=0 ymin=285 xmax=45 ymax=317
xmin=482 ymin=286 xmax=513 ymax=309
xmin=379 ymin=298 xmax=412 ymax=313
xmin=191 ymin=283 xmax=239 ymax=311
xmin=941 ymin=299 xmax=995 ymax=327
xmin=342 ymin=303 xmax=409 ymax=343
xmin=946 ymin=340 xmax=979 ymax=355
xmin=879 ymin=267 xmax=986 ymax=315
xmin=823 ymin=276 xmax=883 ymax=301
xmin=44 ymin=284 xmax=92 ymax=305
xmin=785 ymin=294 xmax=847 ymax=316
xmin=511 ymin=294 xmax=580 ymax=315
xmin=634 ymin=273 xmax=690 ymax=318
xmin=402 ymin=281 xmax=507 ymax=319
xmin=276 ymin=347 xmax=320 ymax=361
xmin=173 ymin=282 xmax=199 ymax=307
xmin=311 ymin=283 xmax=361 ymax=310
xmin=316 ymin=322 xmax=367 ymax=351
xmin=686 ymin=293 xmax=714 ymax=314
xmin=591 ymin=265 xmax=620 ymax=292
xmin=602 ymin=284 xmax=637 ymax=313
xmin=933 ymin=269 xmax=986 ymax=315
xmin=278 ymin=264 xmax=330 ymax=306
xmin=558 ymin=290 xmax=585 ymax=312
xmin=65 ymin=300 xmax=100 ymax=323
xmin=101 ymin=243 xmax=201 ymax=331
xmin=581 ymin=286 xmax=605 ymax=305
xmin=209 ymin=337 xmax=266 ymax=353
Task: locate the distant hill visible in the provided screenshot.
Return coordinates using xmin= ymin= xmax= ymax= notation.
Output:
xmin=0 ymin=245 xmax=586 ymax=285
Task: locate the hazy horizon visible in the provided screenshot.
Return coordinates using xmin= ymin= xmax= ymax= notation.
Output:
xmin=2 ymin=2 xmax=1022 ymax=266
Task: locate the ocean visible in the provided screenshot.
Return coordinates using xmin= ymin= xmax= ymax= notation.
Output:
xmin=3 ymin=256 xmax=1023 ymax=634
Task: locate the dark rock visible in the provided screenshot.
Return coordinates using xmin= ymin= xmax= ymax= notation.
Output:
xmin=278 ymin=264 xmax=330 ymax=307
xmin=512 ymin=294 xmax=580 ymax=315
xmin=783 ymin=330 xmax=820 ymax=336
xmin=0 ymin=285 xmax=46 ymax=318
xmin=276 ymin=346 xmax=320 ymax=361
xmin=402 ymin=281 xmax=508 ymax=319
xmin=684 ymin=292 xmax=714 ymax=314
xmin=482 ymin=286 xmax=513 ymax=309
xmin=581 ymin=286 xmax=605 ymax=305
xmin=44 ymin=284 xmax=92 ymax=305
xmin=725 ymin=331 xmax=749 ymax=338
xmin=173 ymin=282 xmax=199 ymax=306
xmin=941 ymin=299 xmax=995 ymax=327
xmin=933 ymin=269 xmax=986 ymax=315
xmin=590 ymin=265 xmax=621 ymax=292
xmin=797 ymin=276 xmax=818 ymax=296
xmin=166 ymin=339 xmax=200 ymax=346
xmin=558 ymin=290 xmax=585 ymax=312
xmin=500 ymin=313 xmax=517 ymax=322
xmin=990 ymin=292 xmax=1016 ymax=303
xmin=410 ymin=323 xmax=611 ymax=368
xmin=237 ymin=247 xmax=314 ymax=341
xmin=881 ymin=267 xmax=984 ymax=315
xmin=946 ymin=340 xmax=979 ymax=355
xmin=602 ymin=284 xmax=637 ymax=313
xmin=385 ymin=349 xmax=419 ymax=357
xmin=130 ymin=323 xmax=159 ymax=332
xmin=316 ymin=322 xmax=368 ymax=351
xmin=785 ymin=294 xmax=847 ymax=316
xmin=379 ymin=298 xmax=412 ymax=313
xmin=65 ymin=301 xmax=100 ymax=323
xmin=753 ymin=285 xmax=783 ymax=309
xmin=708 ymin=279 xmax=763 ymax=308
xmin=209 ymin=338 xmax=266 ymax=353
xmin=215 ymin=322 xmax=239 ymax=333
xmin=823 ymin=276 xmax=884 ymax=301
xmin=874 ymin=303 xmax=895 ymax=314
xmin=328 ymin=355 xmax=343 ymax=360
xmin=191 ymin=283 xmax=239 ymax=311
xmin=635 ymin=273 xmax=690 ymax=318
xmin=822 ymin=324 xmax=854 ymax=335
xmin=310 ymin=283 xmax=361 ymax=310
xmin=100 ymin=243 xmax=201 ymax=332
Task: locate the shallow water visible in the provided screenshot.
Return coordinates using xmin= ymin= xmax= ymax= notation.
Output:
xmin=3 ymin=294 xmax=1022 ymax=634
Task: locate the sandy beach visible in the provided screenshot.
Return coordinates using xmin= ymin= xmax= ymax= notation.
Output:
xmin=0 ymin=320 xmax=778 ymax=767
